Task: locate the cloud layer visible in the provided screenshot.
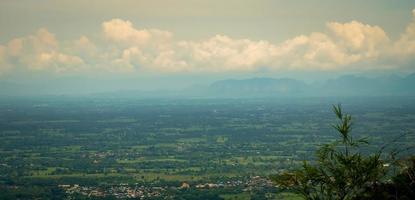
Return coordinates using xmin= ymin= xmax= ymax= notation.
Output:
xmin=1 ymin=9 xmax=415 ymax=75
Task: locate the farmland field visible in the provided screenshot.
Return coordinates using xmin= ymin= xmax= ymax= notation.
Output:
xmin=0 ymin=96 xmax=414 ymax=199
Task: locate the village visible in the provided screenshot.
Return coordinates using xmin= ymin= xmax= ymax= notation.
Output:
xmin=59 ymin=176 xmax=275 ymax=199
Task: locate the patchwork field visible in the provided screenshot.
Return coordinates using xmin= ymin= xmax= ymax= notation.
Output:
xmin=0 ymin=97 xmax=414 ymax=199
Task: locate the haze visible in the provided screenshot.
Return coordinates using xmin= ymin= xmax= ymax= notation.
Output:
xmin=1 ymin=0 xmax=415 ymax=95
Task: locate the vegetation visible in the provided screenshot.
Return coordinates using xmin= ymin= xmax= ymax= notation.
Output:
xmin=272 ymin=105 xmax=414 ymax=199
xmin=0 ymin=97 xmax=414 ymax=199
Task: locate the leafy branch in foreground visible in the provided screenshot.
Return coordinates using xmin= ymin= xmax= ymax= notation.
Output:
xmin=271 ymin=105 xmax=387 ymax=200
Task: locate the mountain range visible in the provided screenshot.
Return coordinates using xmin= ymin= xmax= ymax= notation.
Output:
xmin=199 ymin=73 xmax=415 ymax=98
xmin=1 ymin=73 xmax=414 ymax=97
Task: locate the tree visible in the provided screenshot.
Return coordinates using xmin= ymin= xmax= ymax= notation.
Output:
xmin=361 ymin=156 xmax=415 ymax=199
xmin=271 ymin=105 xmax=386 ymax=200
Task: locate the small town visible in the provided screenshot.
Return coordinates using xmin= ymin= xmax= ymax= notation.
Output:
xmin=59 ymin=176 xmax=275 ymax=199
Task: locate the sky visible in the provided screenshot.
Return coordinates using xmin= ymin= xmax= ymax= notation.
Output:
xmin=1 ymin=0 xmax=415 ymax=92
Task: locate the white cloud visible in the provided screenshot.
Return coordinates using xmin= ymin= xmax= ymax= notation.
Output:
xmin=98 ymin=19 xmax=396 ymax=72
xmin=102 ymin=19 xmax=172 ymax=48
xmin=177 ymin=35 xmax=278 ymax=72
xmin=71 ymin=36 xmax=98 ymax=58
xmin=393 ymin=9 xmax=415 ymax=59
xmin=110 ymin=47 xmax=144 ymax=72
xmin=33 ymin=52 xmax=84 ymax=72
xmin=99 ymin=19 xmax=393 ymax=72
xmin=1 ymin=28 xmax=84 ymax=72
xmin=276 ymin=32 xmax=360 ymax=69
xmin=7 ymin=38 xmax=24 ymax=57
xmin=270 ymin=21 xmax=390 ymax=70
xmin=0 ymin=45 xmax=11 ymax=75
xmin=327 ymin=21 xmax=389 ymax=55
xmin=1 ymin=9 xmax=415 ymax=75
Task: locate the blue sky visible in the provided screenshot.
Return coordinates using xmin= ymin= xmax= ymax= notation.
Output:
xmin=1 ymin=0 xmax=415 ymax=91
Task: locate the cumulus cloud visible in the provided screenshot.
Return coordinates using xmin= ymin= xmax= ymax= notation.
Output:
xmin=1 ymin=28 xmax=84 ymax=72
xmin=274 ymin=33 xmax=356 ymax=69
xmin=0 ymin=45 xmax=11 ymax=75
xmin=393 ymin=9 xmax=415 ymax=59
xmin=71 ymin=36 xmax=98 ymax=58
xmin=269 ymin=21 xmax=390 ymax=70
xmin=96 ymin=18 xmax=410 ymax=72
xmin=34 ymin=52 xmax=84 ymax=72
xmin=102 ymin=19 xmax=172 ymax=48
xmin=177 ymin=35 xmax=278 ymax=72
xmin=327 ymin=21 xmax=389 ymax=56
xmin=1 ymin=9 xmax=415 ymax=75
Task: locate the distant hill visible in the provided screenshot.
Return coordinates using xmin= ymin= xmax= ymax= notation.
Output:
xmin=207 ymin=78 xmax=308 ymax=97
xmin=1 ymin=73 xmax=415 ymax=97
xmin=318 ymin=73 xmax=415 ymax=96
xmin=205 ymin=73 xmax=415 ymax=97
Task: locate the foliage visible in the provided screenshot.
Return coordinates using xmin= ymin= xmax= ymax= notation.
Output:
xmin=359 ymin=156 xmax=415 ymax=199
xmin=272 ymin=105 xmax=387 ymax=200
